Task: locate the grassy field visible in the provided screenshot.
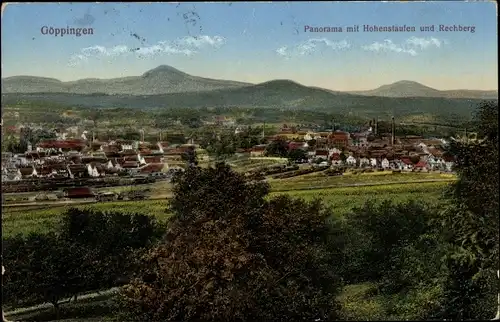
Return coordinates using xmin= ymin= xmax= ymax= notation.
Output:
xmin=274 ymin=181 xmax=448 ymax=218
xmin=2 ymin=200 xmax=172 ymax=238
xmin=269 ymin=171 xmax=455 ymax=191
xmin=2 ymin=180 xmax=452 ymax=238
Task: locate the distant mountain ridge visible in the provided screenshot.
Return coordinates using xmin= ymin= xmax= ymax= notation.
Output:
xmin=1 ymin=65 xmax=251 ymax=95
xmin=350 ymin=80 xmax=497 ymax=99
xmin=1 ymin=65 xmax=497 ymax=99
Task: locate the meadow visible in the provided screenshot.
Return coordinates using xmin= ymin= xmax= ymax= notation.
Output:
xmin=2 ymin=180 xmax=452 ymax=238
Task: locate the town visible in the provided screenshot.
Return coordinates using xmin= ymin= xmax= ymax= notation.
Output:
xmin=1 ymin=115 xmax=457 ymax=200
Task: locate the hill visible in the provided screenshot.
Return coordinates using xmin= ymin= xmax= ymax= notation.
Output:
xmin=1 ymin=79 xmax=487 ymax=121
xmin=351 ymin=80 xmax=497 ymax=99
xmin=1 ymin=65 xmax=251 ymax=95
xmin=2 ymin=66 xmax=497 ymax=99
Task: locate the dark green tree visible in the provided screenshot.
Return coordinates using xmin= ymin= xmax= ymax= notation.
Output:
xmin=181 ymin=146 xmax=199 ymax=167
xmin=439 ymin=100 xmax=499 ymax=320
xmin=287 ymin=148 xmax=307 ymax=162
xmin=117 ymin=163 xmax=343 ymax=321
xmin=265 ymin=138 xmax=288 ymax=157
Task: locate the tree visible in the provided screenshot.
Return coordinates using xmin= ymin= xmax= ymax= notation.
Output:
xmin=2 ymin=233 xmax=87 ymax=318
xmin=117 ymin=163 xmax=344 ymax=321
xmin=439 ymin=101 xmax=499 ymax=320
xmin=409 ymin=155 xmax=420 ymax=164
xmin=287 ymin=148 xmax=307 ymax=162
xmin=339 ymin=152 xmax=348 ymax=163
xmin=181 ymin=146 xmax=199 ymax=167
xmin=265 ymin=138 xmax=288 ymax=157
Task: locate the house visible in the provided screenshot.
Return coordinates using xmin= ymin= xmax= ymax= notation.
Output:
xmin=414 ymin=160 xmax=429 ymax=172
xmin=107 ymin=159 xmax=122 ymax=171
xmin=2 ymin=168 xmax=22 ymax=181
xmin=49 ymin=164 xmax=71 ymax=178
xmin=351 ymin=133 xmax=369 ymax=147
xmin=330 ymin=153 xmax=343 ymax=166
xmin=327 ymin=131 xmax=350 ymax=149
xmin=19 ymin=167 xmax=36 ymax=178
xmin=346 ymin=155 xmax=357 ymax=166
xmin=442 ymin=154 xmax=455 ymax=172
xmin=156 ymin=142 xmax=169 ymax=154
xmin=250 ymin=145 xmax=267 ymax=157
xmin=359 ymin=157 xmax=370 ymax=167
xmin=32 ymin=166 xmax=51 ymax=178
xmin=86 ymin=164 xmax=101 ymax=177
xmin=314 ymin=149 xmax=329 ymax=161
xmin=427 ymin=156 xmax=445 ymax=170
xmin=399 ymin=157 xmax=414 ymax=171
xmin=375 ymin=158 xmax=386 ymax=169
xmin=68 ymin=164 xmax=88 ymax=179
xmin=369 ymin=158 xmax=377 ymax=167
xmin=143 ymin=156 xmax=162 ymax=164
xmin=303 ymin=132 xmax=315 ymax=141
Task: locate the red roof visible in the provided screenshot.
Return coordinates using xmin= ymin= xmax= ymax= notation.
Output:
xmin=328 ymin=132 xmax=349 ymax=140
xmin=315 ymin=150 xmax=329 ymax=156
xmin=144 ymin=156 xmax=161 ymax=164
xmin=122 ymin=161 xmax=139 ymax=168
xmin=330 ymin=153 xmax=341 ymax=161
xmin=400 ymin=158 xmax=413 ymax=165
xmin=414 ymin=161 xmax=428 ymax=168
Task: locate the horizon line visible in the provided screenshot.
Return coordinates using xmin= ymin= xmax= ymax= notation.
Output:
xmin=1 ymin=67 xmax=498 ymax=92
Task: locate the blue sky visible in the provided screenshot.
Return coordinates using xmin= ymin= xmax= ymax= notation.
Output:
xmin=1 ymin=2 xmax=497 ymax=90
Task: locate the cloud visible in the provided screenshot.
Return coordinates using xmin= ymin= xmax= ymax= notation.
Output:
xmin=276 ymin=38 xmax=351 ymax=58
xmin=405 ymin=36 xmax=442 ymax=50
xmin=174 ymin=35 xmax=225 ymax=48
xmin=362 ymin=37 xmax=444 ymax=56
xmin=68 ymin=35 xmax=225 ymax=67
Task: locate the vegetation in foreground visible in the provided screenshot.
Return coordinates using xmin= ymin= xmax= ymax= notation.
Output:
xmin=2 ymin=101 xmax=498 ymax=321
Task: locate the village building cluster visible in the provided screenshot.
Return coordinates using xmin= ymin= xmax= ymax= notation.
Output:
xmin=1 ymin=138 xmax=201 ymax=182
xmin=248 ymin=124 xmax=456 ymax=172
xmin=2 ymin=120 xmax=456 ymax=183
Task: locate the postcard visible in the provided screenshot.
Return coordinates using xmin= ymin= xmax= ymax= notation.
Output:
xmin=2 ymin=2 xmax=498 ymax=322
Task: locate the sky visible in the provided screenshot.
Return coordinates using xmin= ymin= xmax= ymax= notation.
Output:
xmin=1 ymin=1 xmax=497 ymax=91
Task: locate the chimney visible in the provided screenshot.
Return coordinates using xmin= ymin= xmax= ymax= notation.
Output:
xmin=262 ymin=122 xmax=265 ymax=139
xmin=391 ymin=116 xmax=395 ymax=146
